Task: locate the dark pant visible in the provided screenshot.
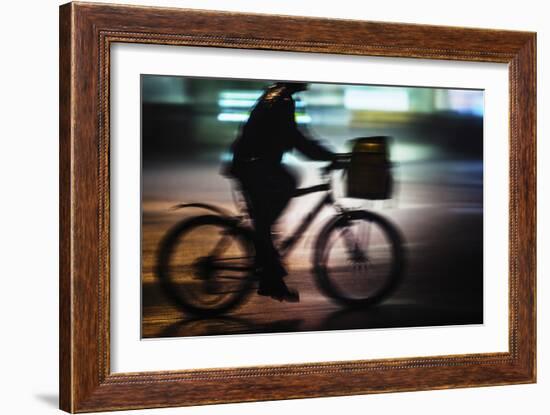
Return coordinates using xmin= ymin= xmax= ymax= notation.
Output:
xmin=234 ymin=164 xmax=296 ymax=280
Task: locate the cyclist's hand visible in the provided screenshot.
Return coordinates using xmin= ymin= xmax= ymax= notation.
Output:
xmin=322 ymin=154 xmax=350 ymax=175
xmin=330 ymin=153 xmax=351 ymax=170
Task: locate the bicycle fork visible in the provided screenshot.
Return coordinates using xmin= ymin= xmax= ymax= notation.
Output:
xmin=340 ymin=218 xmax=371 ymax=265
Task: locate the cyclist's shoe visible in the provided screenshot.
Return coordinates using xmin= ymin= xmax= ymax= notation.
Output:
xmin=257 ymin=279 xmax=300 ymax=303
xmin=254 ymin=258 xmax=288 ymax=279
xmin=270 ymin=261 xmax=288 ymax=279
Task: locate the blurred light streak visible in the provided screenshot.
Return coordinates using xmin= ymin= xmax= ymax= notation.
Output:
xmin=218 ymin=99 xmax=258 ymax=108
xmin=218 ymin=99 xmax=305 ymax=108
xmin=390 ymin=143 xmax=436 ymax=162
xmin=296 ymin=114 xmax=312 ymax=124
xmin=217 ymin=112 xmax=311 ymax=124
xmin=445 ymin=90 xmax=484 ymax=116
xmin=301 ymin=93 xmax=344 ymax=106
xmin=344 ymin=88 xmax=409 ymax=112
xmin=217 ymin=113 xmax=249 ymax=122
xmin=220 ymin=91 xmax=263 ymax=100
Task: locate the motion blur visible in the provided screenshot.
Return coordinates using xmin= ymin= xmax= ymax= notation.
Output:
xmin=141 ymin=76 xmax=483 ymax=338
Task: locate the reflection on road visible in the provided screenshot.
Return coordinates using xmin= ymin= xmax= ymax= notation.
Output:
xmin=142 ymin=160 xmax=483 ymax=338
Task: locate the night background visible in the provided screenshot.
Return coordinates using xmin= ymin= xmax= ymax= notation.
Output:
xmin=141 ymin=75 xmax=483 ymax=338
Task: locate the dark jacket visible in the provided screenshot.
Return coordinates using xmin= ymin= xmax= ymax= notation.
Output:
xmin=228 ymin=84 xmax=334 ymax=176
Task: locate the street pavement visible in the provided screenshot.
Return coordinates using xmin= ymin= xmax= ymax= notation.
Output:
xmin=141 ymin=161 xmax=483 ymax=338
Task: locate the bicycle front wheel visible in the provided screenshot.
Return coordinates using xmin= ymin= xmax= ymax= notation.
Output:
xmin=156 ymin=215 xmax=255 ymax=317
xmin=314 ymin=210 xmax=404 ymax=308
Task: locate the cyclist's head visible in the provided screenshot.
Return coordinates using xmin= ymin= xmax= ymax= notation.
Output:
xmin=277 ymin=81 xmax=309 ymax=93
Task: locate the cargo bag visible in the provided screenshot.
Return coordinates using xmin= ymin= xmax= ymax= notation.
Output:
xmin=347 ymin=136 xmax=392 ymax=200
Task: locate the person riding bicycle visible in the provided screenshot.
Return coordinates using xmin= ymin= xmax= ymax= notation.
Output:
xmin=225 ymin=82 xmax=338 ymax=303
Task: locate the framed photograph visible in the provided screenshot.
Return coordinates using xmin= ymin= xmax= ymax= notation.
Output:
xmin=59 ymin=2 xmax=536 ymax=412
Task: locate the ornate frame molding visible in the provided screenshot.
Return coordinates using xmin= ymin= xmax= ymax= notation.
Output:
xmin=60 ymin=2 xmax=536 ymax=412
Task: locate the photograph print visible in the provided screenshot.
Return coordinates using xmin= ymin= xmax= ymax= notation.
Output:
xmin=141 ymin=75 xmax=484 ymax=339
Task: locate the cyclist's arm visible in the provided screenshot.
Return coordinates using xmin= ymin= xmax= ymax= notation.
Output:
xmin=287 ymin=105 xmax=334 ymax=161
xmin=293 ymin=128 xmax=335 ymax=161
xmin=275 ymin=96 xmax=335 ymax=161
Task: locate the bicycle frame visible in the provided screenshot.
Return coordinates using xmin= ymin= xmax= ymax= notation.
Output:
xmin=277 ymin=182 xmax=338 ymax=259
xmin=171 ymin=171 xmax=350 ymax=262
xmin=203 ymin=178 xmax=363 ymax=277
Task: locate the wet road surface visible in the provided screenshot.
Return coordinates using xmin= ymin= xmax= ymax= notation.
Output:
xmin=141 ymin=161 xmax=483 ymax=338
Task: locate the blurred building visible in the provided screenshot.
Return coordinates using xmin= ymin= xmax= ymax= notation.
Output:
xmin=142 ymin=76 xmax=483 ymax=165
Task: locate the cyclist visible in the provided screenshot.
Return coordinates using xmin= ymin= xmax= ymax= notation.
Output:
xmin=224 ymin=82 xmax=337 ymax=303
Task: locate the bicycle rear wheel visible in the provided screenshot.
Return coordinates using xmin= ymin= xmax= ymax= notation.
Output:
xmin=314 ymin=210 xmax=404 ymax=308
xmin=156 ymin=215 xmax=255 ymax=317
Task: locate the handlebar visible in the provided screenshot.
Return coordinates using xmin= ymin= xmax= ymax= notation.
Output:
xmin=321 ymin=153 xmax=351 ymax=175
xmin=292 ymin=154 xmax=351 ymax=198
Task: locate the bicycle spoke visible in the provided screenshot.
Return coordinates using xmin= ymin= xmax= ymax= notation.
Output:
xmin=208 ymin=233 xmax=232 ymax=258
xmin=317 ymin=213 xmax=399 ymax=304
xmin=160 ymin=218 xmax=254 ymax=313
xmin=361 ymin=220 xmax=372 ymax=254
xmin=340 ymin=226 xmax=358 ymax=257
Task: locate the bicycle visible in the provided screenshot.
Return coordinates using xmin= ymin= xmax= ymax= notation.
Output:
xmin=156 ymin=153 xmax=405 ymax=317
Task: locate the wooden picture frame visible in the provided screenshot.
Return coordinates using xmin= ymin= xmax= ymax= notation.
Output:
xmin=59 ymin=2 xmax=536 ymax=412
